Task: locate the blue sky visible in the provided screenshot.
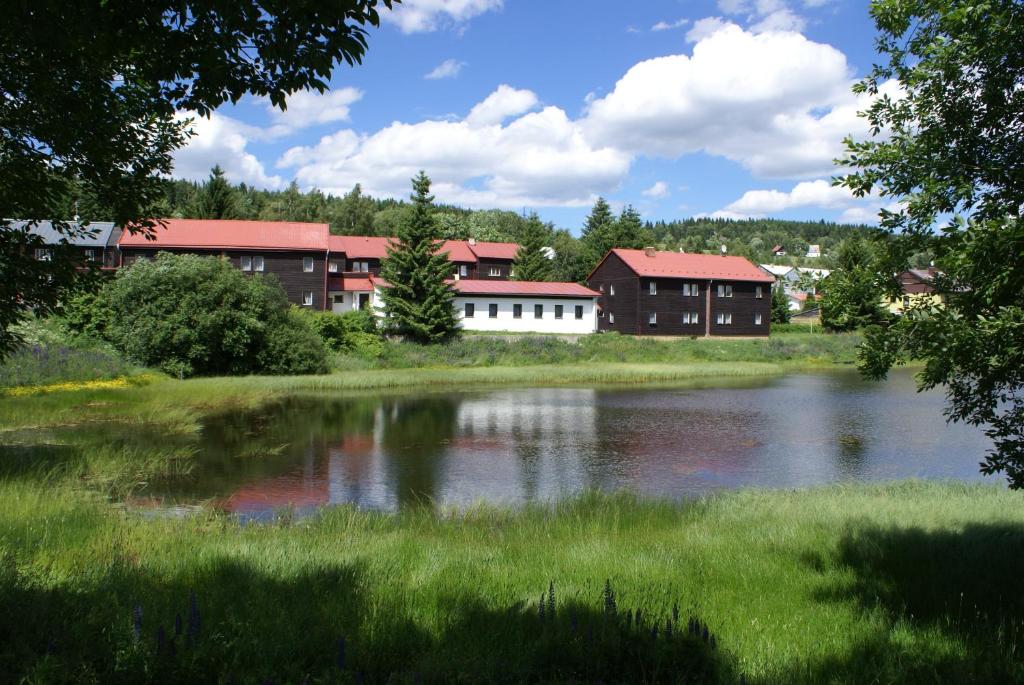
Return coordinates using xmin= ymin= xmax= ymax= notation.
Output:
xmin=172 ymin=0 xmax=897 ymax=233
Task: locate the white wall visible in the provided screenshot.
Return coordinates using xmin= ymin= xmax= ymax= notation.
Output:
xmin=329 ymin=290 xmax=378 ymax=314
xmin=454 ymin=296 xmax=597 ymax=334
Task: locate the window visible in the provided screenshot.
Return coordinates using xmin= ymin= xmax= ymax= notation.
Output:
xmin=302 ymin=291 xmax=313 ymax=306
xmin=609 ymin=284 xmax=615 ymax=296
xmin=464 ymin=303 xmax=475 ymax=318
xmin=489 ymin=266 xmax=501 ymax=277
xmin=253 ymin=256 xmax=264 ymax=272
xmin=351 ymin=260 xmax=369 ymax=273
xmin=682 ymin=312 xmax=692 ymax=325
xmin=333 ymin=295 xmax=345 ymax=304
xmin=240 ymin=256 xmax=252 ymax=271
xmin=84 ymin=249 xmax=97 ymax=261
xmin=34 ymin=248 xmax=51 ymax=261
xmin=534 ymin=304 xmax=543 ymax=319
xmin=575 ymin=305 xmax=583 ymax=319
xmin=717 ymin=284 xmax=733 ymax=298
xmin=649 ymin=312 xmax=657 ymax=327
xmin=513 ymin=304 xmax=522 ymax=318
xmin=756 ymin=286 xmax=764 ymax=299
xmin=303 ymin=257 xmax=314 ymax=272
xmin=489 ymin=303 xmax=498 ymax=318
xmin=599 ymin=284 xmax=605 ymax=293
xmin=555 ymin=305 xmax=564 ymax=319
xmin=609 ymin=313 xmax=615 ymax=324
xmin=693 ymin=312 xmax=699 ymax=325
xmin=329 ymin=261 xmax=340 ymax=273
xmin=683 ymin=283 xmax=698 ymax=297
xmin=902 ymin=295 xmax=910 ymax=308
xmin=755 ymin=312 xmax=763 ymax=325
xmin=649 ymin=281 xmax=657 ymax=295
xmin=716 ymin=312 xmax=733 ymax=325
xmin=459 ymin=264 xmax=468 ymax=277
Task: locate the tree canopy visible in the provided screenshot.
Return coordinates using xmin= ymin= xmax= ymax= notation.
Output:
xmin=841 ymin=0 xmax=1024 ymax=486
xmin=0 ymin=0 xmax=394 ymax=358
xmin=512 ymin=213 xmax=554 ymax=282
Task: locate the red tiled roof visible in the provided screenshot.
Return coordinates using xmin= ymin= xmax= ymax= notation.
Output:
xmin=341 ymin=277 xmax=375 ymax=292
xmin=468 ymin=241 xmax=519 ymax=260
xmin=452 ymin=280 xmax=598 ymax=297
xmin=118 ymin=219 xmax=329 ymax=251
xmin=329 ymin=235 xmax=395 ymax=259
xmin=440 ymin=240 xmax=477 ymax=262
xmin=602 ymin=249 xmax=774 ymax=283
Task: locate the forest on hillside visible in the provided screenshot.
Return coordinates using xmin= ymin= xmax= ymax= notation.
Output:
xmin=60 ymin=166 xmax=882 ymax=282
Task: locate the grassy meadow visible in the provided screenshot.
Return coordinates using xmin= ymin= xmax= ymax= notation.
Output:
xmin=0 ymin=478 xmax=1020 ymax=683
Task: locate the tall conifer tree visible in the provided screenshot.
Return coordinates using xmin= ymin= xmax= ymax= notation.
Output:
xmin=379 ymin=172 xmax=460 ymax=343
xmin=192 ymin=165 xmax=239 ymax=219
xmin=580 ymin=196 xmax=616 ymax=269
xmin=512 ymin=212 xmax=553 ymax=281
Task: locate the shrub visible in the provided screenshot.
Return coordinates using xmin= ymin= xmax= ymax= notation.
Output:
xmin=62 ymin=289 xmax=114 ymax=340
xmin=101 ymin=252 xmax=328 ymax=377
xmin=305 ymin=309 xmax=378 ymax=351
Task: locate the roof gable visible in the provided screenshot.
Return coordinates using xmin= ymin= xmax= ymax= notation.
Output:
xmin=468 ymin=240 xmax=519 ymax=260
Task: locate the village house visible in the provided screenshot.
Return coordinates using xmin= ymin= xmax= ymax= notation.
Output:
xmin=886 ymin=267 xmax=945 ymax=315
xmin=759 ymin=264 xmax=831 ymax=310
xmin=451 ymin=280 xmax=599 ymax=334
xmin=588 ymin=248 xmax=774 ymax=336
xmin=15 ymin=219 xmax=122 ymax=269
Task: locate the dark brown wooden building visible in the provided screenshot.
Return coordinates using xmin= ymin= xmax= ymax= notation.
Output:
xmin=587 ymin=248 xmax=774 ymax=337
xmin=119 ymin=219 xmax=330 ymax=309
xmin=17 ymin=220 xmax=122 ymax=269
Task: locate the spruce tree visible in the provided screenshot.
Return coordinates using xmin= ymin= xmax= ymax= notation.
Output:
xmin=512 ymin=212 xmax=553 ymax=281
xmin=612 ymin=205 xmax=653 ymax=249
xmin=771 ymin=283 xmax=792 ymax=324
xmin=192 ymin=165 xmax=239 ymax=219
xmin=379 ymin=172 xmax=460 ymax=344
xmin=579 ymin=197 xmax=616 ymax=267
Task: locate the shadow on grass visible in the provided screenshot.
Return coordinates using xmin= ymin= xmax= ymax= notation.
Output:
xmin=0 ymin=553 xmax=734 ymax=684
xmin=777 ymin=521 xmax=1024 ymax=684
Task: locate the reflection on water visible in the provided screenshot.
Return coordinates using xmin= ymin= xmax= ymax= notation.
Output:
xmin=140 ymin=369 xmax=995 ymax=516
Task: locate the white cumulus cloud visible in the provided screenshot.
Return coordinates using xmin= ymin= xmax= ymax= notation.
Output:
xmin=264 ymin=88 xmax=362 ymax=134
xmin=384 ymin=0 xmax=502 ymax=33
xmin=583 ymin=21 xmax=872 ymax=178
xmin=710 ymin=178 xmax=900 ymax=223
xmin=276 ymin=87 xmax=630 ymax=208
xmin=642 ymin=181 xmax=670 ymax=199
xmin=465 ymin=85 xmax=540 ymax=127
xmin=425 ymin=59 xmax=466 ymax=80
xmin=173 ymin=113 xmax=285 ymax=189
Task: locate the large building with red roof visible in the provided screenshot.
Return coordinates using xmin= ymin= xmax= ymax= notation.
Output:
xmin=119 ymin=219 xmax=332 ymax=310
xmin=588 ymin=248 xmax=773 ymax=336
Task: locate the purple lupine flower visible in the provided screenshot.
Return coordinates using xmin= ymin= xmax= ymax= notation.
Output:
xmin=132 ymin=605 xmax=143 ymax=642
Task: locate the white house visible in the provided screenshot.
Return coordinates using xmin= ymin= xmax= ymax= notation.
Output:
xmin=453 ymin=280 xmax=599 ymax=334
xmin=806 ymin=244 xmax=822 ymax=258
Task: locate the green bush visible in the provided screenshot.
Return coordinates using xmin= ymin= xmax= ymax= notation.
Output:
xmin=100 ymin=252 xmax=328 ymax=377
xmin=61 ymin=289 xmax=114 ymax=340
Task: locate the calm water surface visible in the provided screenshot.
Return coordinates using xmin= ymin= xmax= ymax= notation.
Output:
xmin=138 ymin=369 xmax=995 ymax=517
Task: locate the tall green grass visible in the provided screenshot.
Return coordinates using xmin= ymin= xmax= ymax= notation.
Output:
xmin=0 ymin=481 xmax=1020 ymax=683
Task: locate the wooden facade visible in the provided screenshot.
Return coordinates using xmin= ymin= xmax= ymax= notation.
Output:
xmin=120 ymin=247 xmax=328 ymax=310
xmin=588 ymin=250 xmax=771 ymax=337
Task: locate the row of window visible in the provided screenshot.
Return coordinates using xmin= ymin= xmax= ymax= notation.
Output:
xmin=34 ymin=248 xmax=101 ymax=261
xmin=599 ymin=282 xmax=764 ymax=299
xmin=464 ymin=303 xmax=585 ymax=320
xmin=241 ymin=255 xmax=319 ymax=272
xmin=602 ymin=312 xmax=764 ymax=327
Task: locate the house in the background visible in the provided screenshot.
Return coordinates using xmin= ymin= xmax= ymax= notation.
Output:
xmin=886 ymin=268 xmax=945 ymax=315
xmin=771 ymin=244 xmax=786 ymax=257
xmin=588 ymin=248 xmax=773 ymax=336
xmin=119 ymin=219 xmax=331 ymax=309
xmin=759 ymin=264 xmax=830 ymax=297
xmin=14 ymin=219 xmax=122 ymax=269
xmin=806 ymin=244 xmax=822 ymax=258
xmin=452 ymin=280 xmax=599 ymax=334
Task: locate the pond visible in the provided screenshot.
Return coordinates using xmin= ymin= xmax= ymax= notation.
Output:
xmin=136 ymin=369 xmax=995 ymax=518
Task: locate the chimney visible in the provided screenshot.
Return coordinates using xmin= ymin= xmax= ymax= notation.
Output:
xmin=720 ymin=244 xmax=727 ymax=256
xmin=644 ymin=246 xmax=656 ymax=257
xmin=468 ymin=238 xmax=477 ymax=246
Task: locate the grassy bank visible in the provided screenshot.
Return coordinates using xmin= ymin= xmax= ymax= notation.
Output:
xmin=330 ymin=331 xmax=862 ymax=371
xmin=0 ymin=481 xmax=1020 ymax=683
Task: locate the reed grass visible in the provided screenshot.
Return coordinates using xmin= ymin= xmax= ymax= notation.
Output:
xmin=0 ymin=481 xmax=1020 ymax=683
